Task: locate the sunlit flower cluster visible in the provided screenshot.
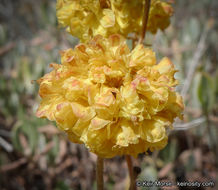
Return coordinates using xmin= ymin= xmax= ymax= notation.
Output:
xmin=56 ymin=0 xmax=173 ymax=42
xmin=36 ymin=35 xmax=184 ymax=158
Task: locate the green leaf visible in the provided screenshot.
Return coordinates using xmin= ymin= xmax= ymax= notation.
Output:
xmin=139 ymin=166 xmax=158 ymax=190
xmin=197 ymin=72 xmax=215 ymax=113
xmin=189 ymin=18 xmax=200 ymax=41
xmin=12 ymin=121 xmax=24 ymax=152
xmin=185 ymin=154 xmax=195 ymax=172
xmin=48 ymin=135 xmax=59 ymax=164
xmin=12 ymin=119 xmax=39 ymax=154
xmin=159 ymin=138 xmax=178 ymax=163
xmin=0 ymin=24 xmax=7 ymax=45
xmin=55 ymin=180 xmax=71 ymax=190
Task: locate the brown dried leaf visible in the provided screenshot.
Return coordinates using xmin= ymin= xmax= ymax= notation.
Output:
xmin=38 ymin=125 xmax=60 ymax=135
xmin=19 ymin=133 xmax=31 ymax=156
xmin=158 ymin=163 xmax=174 ymax=178
xmin=55 ymin=139 xmax=67 ymax=164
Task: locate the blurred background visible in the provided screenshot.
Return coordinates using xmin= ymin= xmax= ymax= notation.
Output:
xmin=0 ymin=0 xmax=217 ymax=189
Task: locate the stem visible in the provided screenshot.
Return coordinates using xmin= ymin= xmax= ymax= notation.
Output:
xmin=96 ymin=156 xmax=104 ymax=190
xmin=125 ymin=155 xmax=136 ymax=190
xmin=139 ymin=0 xmax=151 ymax=44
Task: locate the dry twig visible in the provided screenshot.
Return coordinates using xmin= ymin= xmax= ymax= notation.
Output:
xmin=0 ymin=157 xmax=27 ymax=172
xmin=0 ymin=136 xmax=13 ymax=152
xmin=181 ymin=27 xmax=208 ymax=98
xmin=0 ymin=141 xmax=54 ymax=172
xmin=173 ymin=117 xmax=206 ymax=131
xmin=0 ymin=42 xmax=16 ymax=56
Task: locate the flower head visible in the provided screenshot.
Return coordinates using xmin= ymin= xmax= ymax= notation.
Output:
xmin=56 ymin=0 xmax=173 ymax=42
xmin=36 ymin=35 xmax=183 ymax=158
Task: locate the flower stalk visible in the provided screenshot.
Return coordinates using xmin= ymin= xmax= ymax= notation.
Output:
xmin=96 ymin=156 xmax=104 ymax=190
xmin=125 ymin=155 xmax=136 ymax=190
xmin=139 ymin=0 xmax=151 ymax=44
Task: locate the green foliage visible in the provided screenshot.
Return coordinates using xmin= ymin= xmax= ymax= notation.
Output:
xmin=139 ymin=166 xmax=158 ymax=190
xmin=197 ymin=72 xmax=216 ymax=114
xmin=12 ymin=118 xmax=46 ymax=154
xmin=159 ymin=138 xmax=178 ymax=163
xmin=48 ymin=135 xmax=60 ymax=164
xmin=0 ymin=25 xmax=7 ymax=45
xmin=55 ymin=180 xmax=71 ymax=190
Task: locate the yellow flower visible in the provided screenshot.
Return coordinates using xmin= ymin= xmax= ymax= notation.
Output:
xmin=36 ymin=35 xmax=184 ymax=158
xmin=56 ymin=0 xmax=173 ymax=42
xmin=111 ymin=0 xmax=173 ymax=34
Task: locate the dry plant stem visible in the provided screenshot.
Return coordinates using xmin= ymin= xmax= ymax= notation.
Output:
xmin=96 ymin=156 xmax=104 ymax=190
xmin=125 ymin=155 xmax=136 ymax=190
xmin=181 ymin=27 xmax=208 ymax=98
xmin=139 ymin=0 xmax=151 ymax=44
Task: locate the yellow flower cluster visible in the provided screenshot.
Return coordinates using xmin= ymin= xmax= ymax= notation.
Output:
xmin=36 ymin=35 xmax=184 ymax=158
xmin=56 ymin=0 xmax=173 ymax=41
